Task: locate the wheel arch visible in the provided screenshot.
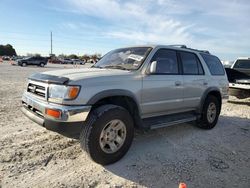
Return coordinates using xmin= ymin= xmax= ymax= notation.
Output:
xmin=199 ymin=87 xmax=222 ymax=114
xmin=87 ymin=89 xmax=142 ymax=127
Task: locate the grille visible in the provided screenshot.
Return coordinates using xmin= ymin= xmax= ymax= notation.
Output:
xmin=27 ymin=83 xmax=46 ymax=98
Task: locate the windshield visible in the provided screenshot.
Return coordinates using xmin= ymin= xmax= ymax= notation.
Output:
xmin=234 ymin=59 xmax=250 ymax=69
xmin=93 ymin=47 xmax=152 ymax=70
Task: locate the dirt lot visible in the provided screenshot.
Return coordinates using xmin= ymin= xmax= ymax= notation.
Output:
xmin=0 ymin=62 xmax=249 ymax=188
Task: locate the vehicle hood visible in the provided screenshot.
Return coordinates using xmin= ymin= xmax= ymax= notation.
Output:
xmin=33 ymin=68 xmax=132 ymax=82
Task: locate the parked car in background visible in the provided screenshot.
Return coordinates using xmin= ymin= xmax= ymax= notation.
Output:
xmin=72 ymin=59 xmax=85 ymax=65
xmin=48 ymin=58 xmax=63 ymax=64
xmin=18 ymin=56 xmax=48 ymax=67
xmin=61 ymin=58 xmax=73 ymax=64
xmin=225 ymin=57 xmax=250 ymax=99
xmin=11 ymin=57 xmax=24 ymax=65
xmin=2 ymin=56 xmax=10 ymax=61
xmin=87 ymin=59 xmax=96 ymax=64
xmin=11 ymin=56 xmax=23 ymax=61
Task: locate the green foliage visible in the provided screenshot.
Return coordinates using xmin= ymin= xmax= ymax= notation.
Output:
xmin=0 ymin=44 xmax=17 ymax=56
xmin=68 ymin=54 xmax=78 ymax=59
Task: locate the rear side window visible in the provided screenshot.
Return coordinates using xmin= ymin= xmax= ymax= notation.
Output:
xmin=233 ymin=60 xmax=250 ymax=69
xmin=151 ymin=49 xmax=179 ymax=74
xmin=179 ymin=51 xmax=204 ymax=75
xmin=201 ymin=53 xmax=225 ymax=75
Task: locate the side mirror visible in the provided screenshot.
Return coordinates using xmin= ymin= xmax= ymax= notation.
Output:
xmin=149 ymin=61 xmax=157 ymax=74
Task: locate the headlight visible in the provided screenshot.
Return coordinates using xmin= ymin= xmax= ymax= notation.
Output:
xmin=48 ymin=84 xmax=80 ymax=101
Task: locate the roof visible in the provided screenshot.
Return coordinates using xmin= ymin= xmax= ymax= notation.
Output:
xmin=119 ymin=44 xmax=211 ymax=54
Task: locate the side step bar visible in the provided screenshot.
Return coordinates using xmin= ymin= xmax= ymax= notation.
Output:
xmin=142 ymin=112 xmax=198 ymax=130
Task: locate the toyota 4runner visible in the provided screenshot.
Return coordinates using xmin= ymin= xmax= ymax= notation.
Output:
xmin=21 ymin=45 xmax=229 ymax=165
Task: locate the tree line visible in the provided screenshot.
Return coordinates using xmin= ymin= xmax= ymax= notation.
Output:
xmin=57 ymin=53 xmax=102 ymax=61
xmin=0 ymin=44 xmax=102 ymax=61
xmin=0 ymin=44 xmax=17 ymax=56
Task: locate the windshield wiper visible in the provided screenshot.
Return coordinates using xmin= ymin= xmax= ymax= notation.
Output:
xmin=104 ymin=65 xmax=129 ymax=70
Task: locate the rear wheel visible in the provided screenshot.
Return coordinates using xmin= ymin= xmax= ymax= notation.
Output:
xmin=80 ymin=105 xmax=134 ymax=165
xmin=40 ymin=62 xmax=45 ymax=67
xmin=197 ymin=95 xmax=220 ymax=129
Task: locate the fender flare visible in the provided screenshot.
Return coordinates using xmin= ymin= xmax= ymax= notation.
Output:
xmin=86 ymin=89 xmax=141 ymax=114
xmin=198 ymin=87 xmax=222 ymax=113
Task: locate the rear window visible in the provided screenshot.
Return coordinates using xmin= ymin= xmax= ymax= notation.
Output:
xmin=233 ymin=60 xmax=250 ymax=69
xmin=201 ymin=53 xmax=225 ymax=75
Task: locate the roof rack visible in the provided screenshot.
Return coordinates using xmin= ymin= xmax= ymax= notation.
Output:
xmin=168 ymin=45 xmax=210 ymax=54
xmin=168 ymin=44 xmax=187 ymax=48
xmin=198 ymin=50 xmax=210 ymax=54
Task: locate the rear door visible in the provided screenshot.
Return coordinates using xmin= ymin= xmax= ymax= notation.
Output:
xmin=30 ymin=57 xmax=37 ymax=65
xmin=179 ymin=51 xmax=207 ymax=108
xmin=141 ymin=49 xmax=184 ymax=117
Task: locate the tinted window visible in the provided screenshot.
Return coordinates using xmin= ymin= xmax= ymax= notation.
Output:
xmin=151 ymin=49 xmax=178 ymax=74
xmin=180 ymin=52 xmax=204 ymax=75
xmin=234 ymin=60 xmax=250 ymax=69
xmin=201 ymin=53 xmax=225 ymax=75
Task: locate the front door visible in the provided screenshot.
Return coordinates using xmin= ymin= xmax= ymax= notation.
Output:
xmin=141 ymin=49 xmax=184 ymax=118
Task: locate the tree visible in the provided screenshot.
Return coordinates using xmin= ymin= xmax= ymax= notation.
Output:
xmin=0 ymin=44 xmax=17 ymax=56
xmin=81 ymin=54 xmax=90 ymax=61
xmin=58 ymin=54 xmax=66 ymax=59
xmin=67 ymin=54 xmax=78 ymax=59
xmin=90 ymin=53 xmax=102 ymax=61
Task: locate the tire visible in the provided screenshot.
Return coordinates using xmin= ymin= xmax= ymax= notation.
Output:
xmin=40 ymin=63 xmax=45 ymax=67
xmin=22 ymin=62 xmax=27 ymax=67
xmin=80 ymin=104 xmax=134 ymax=165
xmin=197 ymin=95 xmax=220 ymax=129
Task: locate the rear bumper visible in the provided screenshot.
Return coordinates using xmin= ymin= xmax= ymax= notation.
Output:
xmin=228 ymin=87 xmax=250 ymax=99
xmin=21 ymin=93 xmax=91 ymax=137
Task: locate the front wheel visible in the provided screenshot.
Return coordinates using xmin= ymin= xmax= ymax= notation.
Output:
xmin=21 ymin=62 xmax=27 ymax=67
xmin=40 ymin=63 xmax=45 ymax=67
xmin=197 ymin=95 xmax=220 ymax=129
xmin=80 ymin=105 xmax=134 ymax=165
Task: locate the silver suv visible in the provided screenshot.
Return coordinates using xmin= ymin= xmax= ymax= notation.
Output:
xmin=21 ymin=45 xmax=229 ymax=164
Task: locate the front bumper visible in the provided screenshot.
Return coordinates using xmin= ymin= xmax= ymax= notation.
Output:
xmin=21 ymin=92 xmax=91 ymax=137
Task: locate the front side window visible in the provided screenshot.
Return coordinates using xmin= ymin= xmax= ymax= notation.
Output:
xmin=201 ymin=53 xmax=225 ymax=75
xmin=180 ymin=51 xmax=204 ymax=75
xmin=150 ymin=49 xmax=179 ymax=74
xmin=93 ymin=47 xmax=152 ymax=70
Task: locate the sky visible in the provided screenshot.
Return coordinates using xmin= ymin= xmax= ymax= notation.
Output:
xmin=0 ymin=0 xmax=249 ymax=60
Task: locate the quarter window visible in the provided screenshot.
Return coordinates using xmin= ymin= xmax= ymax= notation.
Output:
xmin=180 ymin=51 xmax=204 ymax=75
xmin=201 ymin=53 xmax=225 ymax=75
xmin=151 ymin=49 xmax=179 ymax=74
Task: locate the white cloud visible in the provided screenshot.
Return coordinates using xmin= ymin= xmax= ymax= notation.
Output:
xmin=63 ymin=0 xmax=193 ymax=42
xmin=56 ymin=0 xmax=250 ymax=59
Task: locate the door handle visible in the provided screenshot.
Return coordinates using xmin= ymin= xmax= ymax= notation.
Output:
xmin=203 ymin=81 xmax=208 ymax=86
xmin=175 ymin=81 xmax=181 ymax=86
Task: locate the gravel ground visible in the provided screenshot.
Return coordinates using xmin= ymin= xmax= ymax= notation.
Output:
xmin=0 ymin=62 xmax=249 ymax=188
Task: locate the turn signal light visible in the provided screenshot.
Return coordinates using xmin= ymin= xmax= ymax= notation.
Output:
xmin=46 ymin=108 xmax=61 ymax=119
xmin=68 ymin=86 xmax=80 ymax=99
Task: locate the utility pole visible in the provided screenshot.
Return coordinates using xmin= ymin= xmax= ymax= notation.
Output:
xmin=50 ymin=31 xmax=53 ymax=55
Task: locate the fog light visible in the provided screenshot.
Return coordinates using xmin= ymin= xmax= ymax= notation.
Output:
xmin=46 ymin=108 xmax=61 ymax=119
